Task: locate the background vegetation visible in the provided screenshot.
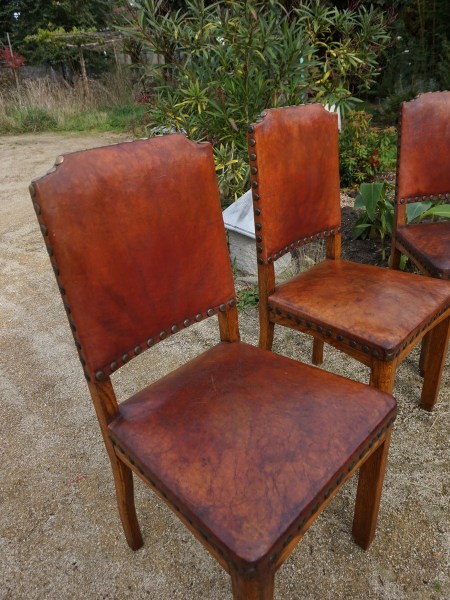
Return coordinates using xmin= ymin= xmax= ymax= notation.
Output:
xmin=0 ymin=0 xmax=448 ymax=202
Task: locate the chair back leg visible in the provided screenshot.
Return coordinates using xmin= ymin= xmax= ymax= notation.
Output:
xmin=420 ymin=316 xmax=450 ymax=411
xmin=112 ymin=456 xmax=144 ymax=551
xmin=312 ymin=339 xmax=324 ymax=365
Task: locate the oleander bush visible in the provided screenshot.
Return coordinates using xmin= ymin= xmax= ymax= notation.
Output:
xmin=122 ymin=0 xmax=392 ymax=205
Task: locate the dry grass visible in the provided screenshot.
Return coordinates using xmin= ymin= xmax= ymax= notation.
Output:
xmin=0 ymin=72 xmax=144 ymax=133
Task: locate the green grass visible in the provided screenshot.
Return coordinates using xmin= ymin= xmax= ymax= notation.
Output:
xmin=237 ymin=285 xmax=259 ymax=311
xmin=0 ymin=103 xmax=147 ymax=135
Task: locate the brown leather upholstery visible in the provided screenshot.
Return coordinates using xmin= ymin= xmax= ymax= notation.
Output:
xmin=249 ymin=104 xmax=450 ymax=411
xmin=395 ymin=221 xmax=450 ymax=279
xmin=397 ymin=91 xmax=450 ymax=202
xmin=269 ymin=259 xmax=450 ymax=360
xmin=31 ymin=135 xmax=235 ymax=381
xmin=109 ymin=341 xmax=395 ymax=567
xmin=250 ymin=105 xmax=341 ymax=264
xmin=31 ymin=133 xmax=396 ymax=599
xmin=392 ymin=92 xmax=450 ymax=280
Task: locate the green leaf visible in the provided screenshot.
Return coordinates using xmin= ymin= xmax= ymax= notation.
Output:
xmin=359 ymin=182 xmax=385 ymax=221
xmin=354 ymin=193 xmax=365 ymax=209
xmin=352 ymin=222 xmax=372 ymax=239
xmin=406 ymin=202 xmax=432 ymax=222
xmin=418 ymin=205 xmax=450 ymax=220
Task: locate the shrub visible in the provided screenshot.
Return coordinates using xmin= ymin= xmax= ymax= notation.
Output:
xmin=123 ymin=0 xmax=392 ymax=205
xmin=339 ymin=110 xmax=397 ymax=188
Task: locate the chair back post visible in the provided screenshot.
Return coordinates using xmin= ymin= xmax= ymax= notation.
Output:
xmin=218 ymin=303 xmax=240 ymax=342
xmin=391 ymin=98 xmax=413 ymax=269
xmin=326 ymin=231 xmax=341 ymax=259
xmin=87 ymin=379 xmax=120 ymax=459
xmin=257 ymin=262 xmax=276 ymax=349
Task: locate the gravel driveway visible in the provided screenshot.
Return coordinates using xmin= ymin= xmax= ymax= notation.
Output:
xmin=1 ymin=133 xmax=449 ymax=600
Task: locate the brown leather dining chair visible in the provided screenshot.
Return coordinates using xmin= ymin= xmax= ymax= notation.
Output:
xmin=30 ymin=134 xmax=396 ymax=599
xmin=391 ymin=91 xmax=450 ymax=280
xmin=247 ymin=104 xmax=450 ymax=411
xmin=390 ymin=91 xmax=450 ymax=375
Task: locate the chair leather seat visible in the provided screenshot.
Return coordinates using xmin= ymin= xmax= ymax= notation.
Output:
xmin=108 ymin=341 xmax=395 ymax=567
xmin=268 ymin=259 xmax=450 ymax=360
xmin=396 ymin=221 xmax=450 ymax=278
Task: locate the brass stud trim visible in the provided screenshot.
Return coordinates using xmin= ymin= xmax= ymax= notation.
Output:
xmin=249 ymin=138 xmax=256 ymax=146
xmin=147 ymin=338 xmax=154 ymax=347
xmin=183 ymin=319 xmax=191 ymax=327
xmin=207 ymin=308 xmax=215 ymax=317
xmin=219 ymin=304 xmax=226 ymax=312
xmin=95 ymin=371 xmax=105 ymax=381
xmin=29 ymin=183 xmax=36 ymax=197
xmin=134 ymin=345 xmax=142 ymax=355
xmin=171 ymin=325 xmax=178 ymax=334
xmin=195 ymin=313 xmax=202 ymax=322
xmin=160 ymin=330 xmax=167 ymax=340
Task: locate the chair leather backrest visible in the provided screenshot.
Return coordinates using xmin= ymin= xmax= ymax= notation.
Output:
xmin=248 ymin=104 xmax=341 ymax=264
xmin=31 ymin=135 xmax=235 ymax=381
xmin=397 ymin=91 xmax=450 ymax=202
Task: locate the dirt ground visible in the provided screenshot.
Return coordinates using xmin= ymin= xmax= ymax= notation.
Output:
xmin=0 ymin=133 xmax=449 ymax=600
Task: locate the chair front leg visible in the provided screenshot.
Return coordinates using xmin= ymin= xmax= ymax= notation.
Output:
xmin=352 ymin=429 xmax=392 ymax=550
xmin=370 ymin=359 xmax=396 ymax=394
xmin=230 ymin=567 xmax=275 ymax=600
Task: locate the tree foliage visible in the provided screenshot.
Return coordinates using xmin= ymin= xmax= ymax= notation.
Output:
xmin=0 ymin=0 xmax=119 ymax=62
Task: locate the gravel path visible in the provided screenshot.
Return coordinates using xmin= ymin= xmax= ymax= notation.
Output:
xmin=1 ymin=133 xmax=449 ymax=600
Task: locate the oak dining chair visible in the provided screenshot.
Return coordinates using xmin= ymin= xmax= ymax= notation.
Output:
xmin=390 ymin=91 xmax=450 ymax=376
xmin=248 ymin=104 xmax=450 ymax=411
xmin=30 ymin=134 xmax=397 ymax=599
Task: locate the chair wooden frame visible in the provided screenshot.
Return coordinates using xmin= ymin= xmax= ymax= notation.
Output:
xmin=30 ymin=134 xmax=397 ymax=599
xmin=249 ymin=104 xmax=450 ymax=410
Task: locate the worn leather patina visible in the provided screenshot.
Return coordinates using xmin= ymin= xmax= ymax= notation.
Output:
xmin=31 ymin=135 xmax=235 ymax=381
xmin=269 ymin=258 xmax=450 ymax=360
xmin=395 ymin=221 xmax=450 ymax=279
xmin=109 ymin=340 xmax=395 ymax=566
xmin=397 ymin=91 xmax=450 ymax=202
xmin=249 ymin=105 xmax=341 ymax=264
